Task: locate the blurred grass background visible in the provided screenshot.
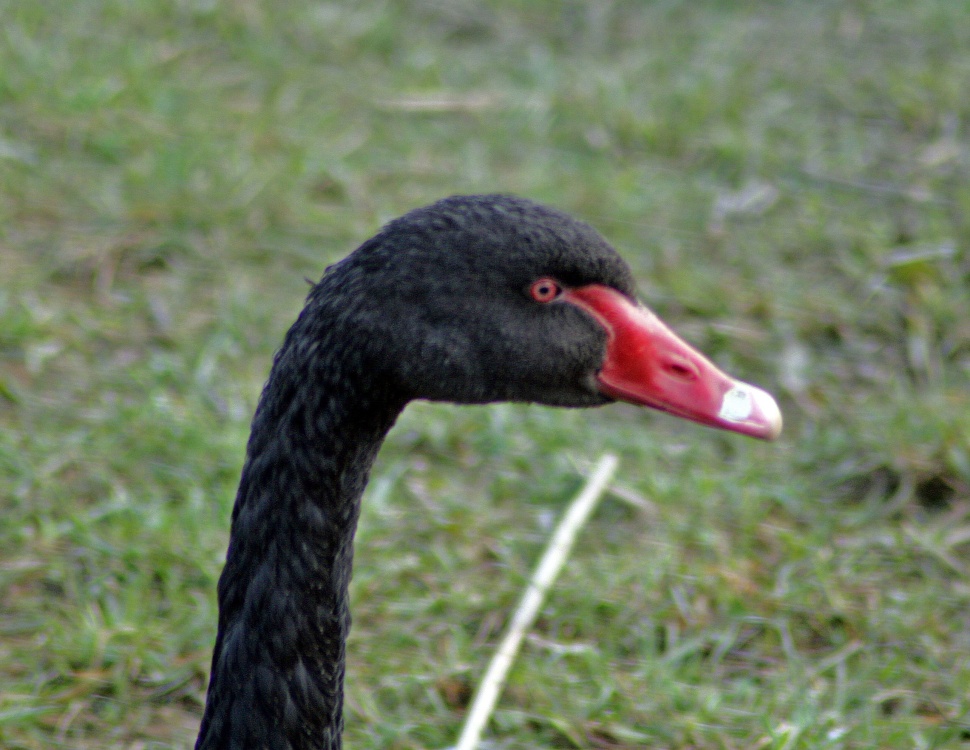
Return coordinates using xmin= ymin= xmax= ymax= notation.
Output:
xmin=1 ymin=1 xmax=969 ymax=748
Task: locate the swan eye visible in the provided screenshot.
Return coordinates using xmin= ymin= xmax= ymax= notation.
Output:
xmin=529 ymin=278 xmax=562 ymax=303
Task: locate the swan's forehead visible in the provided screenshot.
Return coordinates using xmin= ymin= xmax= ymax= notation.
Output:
xmin=487 ymin=233 xmax=637 ymax=299
xmin=358 ymin=194 xmax=638 ymax=297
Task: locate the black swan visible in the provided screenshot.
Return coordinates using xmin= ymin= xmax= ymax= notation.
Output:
xmin=194 ymin=194 xmax=781 ymax=750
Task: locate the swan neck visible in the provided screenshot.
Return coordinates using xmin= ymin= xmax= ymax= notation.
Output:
xmin=196 ymin=359 xmax=403 ymax=750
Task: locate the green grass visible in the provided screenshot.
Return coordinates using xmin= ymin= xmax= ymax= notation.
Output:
xmin=2 ymin=0 xmax=970 ymax=747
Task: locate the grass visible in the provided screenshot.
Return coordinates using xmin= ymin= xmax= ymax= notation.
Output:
xmin=1 ymin=0 xmax=969 ymax=747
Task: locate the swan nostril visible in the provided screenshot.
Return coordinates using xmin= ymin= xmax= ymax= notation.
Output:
xmin=664 ymin=360 xmax=698 ymax=381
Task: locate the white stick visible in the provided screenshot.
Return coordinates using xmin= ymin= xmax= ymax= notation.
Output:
xmin=453 ymin=453 xmax=620 ymax=750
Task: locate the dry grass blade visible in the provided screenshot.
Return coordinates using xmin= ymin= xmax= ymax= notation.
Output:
xmin=452 ymin=454 xmax=619 ymax=750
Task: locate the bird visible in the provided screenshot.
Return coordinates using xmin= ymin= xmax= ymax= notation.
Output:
xmin=194 ymin=194 xmax=781 ymax=750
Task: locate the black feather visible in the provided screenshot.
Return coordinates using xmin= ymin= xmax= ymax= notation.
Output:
xmin=195 ymin=194 xmax=637 ymax=750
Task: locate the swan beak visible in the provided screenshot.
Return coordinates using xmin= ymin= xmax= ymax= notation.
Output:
xmin=563 ymin=285 xmax=782 ymax=441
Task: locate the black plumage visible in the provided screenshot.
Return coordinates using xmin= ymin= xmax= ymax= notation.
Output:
xmin=196 ymin=195 xmax=638 ymax=750
xmin=194 ymin=194 xmax=781 ymax=749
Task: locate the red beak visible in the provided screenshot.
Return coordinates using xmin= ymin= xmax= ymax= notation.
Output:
xmin=564 ymin=285 xmax=782 ymax=440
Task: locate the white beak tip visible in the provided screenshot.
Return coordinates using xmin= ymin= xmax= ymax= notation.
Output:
xmin=719 ymin=383 xmax=783 ymax=440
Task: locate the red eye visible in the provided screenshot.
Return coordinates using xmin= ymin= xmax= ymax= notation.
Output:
xmin=530 ymin=278 xmax=562 ymax=303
